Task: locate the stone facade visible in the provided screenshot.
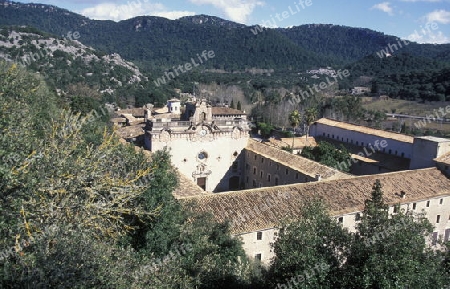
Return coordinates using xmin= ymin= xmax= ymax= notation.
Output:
xmin=410 ymin=136 xmax=450 ymax=169
xmin=145 ymin=99 xmax=250 ymax=192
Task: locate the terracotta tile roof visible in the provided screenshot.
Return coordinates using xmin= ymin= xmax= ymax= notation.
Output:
xmin=246 ymin=139 xmax=350 ymax=180
xmin=314 ymin=118 xmax=414 ymax=143
xmin=211 ymin=107 xmax=246 ymax=115
xmin=181 ymin=168 xmax=450 ymax=234
xmin=435 ymin=152 xmax=450 ymax=165
xmin=268 ymin=136 xmax=317 ymax=149
xmin=117 ymin=108 xmax=146 ymax=118
xmin=115 ymin=124 xmax=145 ymax=139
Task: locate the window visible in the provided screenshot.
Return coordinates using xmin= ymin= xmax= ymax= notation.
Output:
xmin=275 ymin=178 xmax=279 ymax=186
xmin=440 ymin=198 xmax=443 ymax=205
xmin=267 ymin=174 xmax=271 ymax=182
xmin=389 ymin=149 xmax=392 ymax=154
xmin=401 ymin=152 xmax=404 ymax=158
xmin=437 ymin=215 xmax=441 ymax=223
xmin=198 ymin=151 xmax=208 ymax=160
xmin=233 ymin=151 xmax=238 ymax=157
xmin=256 ymin=232 xmax=262 ymax=240
xmin=338 ymin=217 xmax=343 ymax=223
xmin=261 ymin=157 xmax=264 ymax=164
xmin=253 ymin=167 xmax=256 ymax=175
xmin=432 ymin=232 xmax=438 ymax=246
xmin=323 ymin=133 xmax=325 ymax=136
xmin=361 ymin=142 xmax=364 ymax=146
xmin=255 ymin=254 xmax=262 ymax=261
xmin=426 ymin=200 xmax=430 ymax=207
xmin=254 ymin=155 xmax=257 ymax=160
xmin=356 ymin=141 xmax=359 ymax=145
xmin=232 ymin=161 xmax=238 ymax=172
xmin=246 ymin=176 xmax=249 ymax=183
xmin=276 ymin=164 xmax=279 ymax=171
xmin=260 ymin=171 xmax=263 ymax=178
xmin=395 ymin=150 xmax=397 ymax=155
xmin=412 ymin=203 xmax=416 ymax=210
xmin=393 ymin=205 xmax=399 ymax=213
xmin=445 ymin=229 xmax=450 ymax=242
xmin=355 ymin=213 xmax=361 ymax=221
xmin=445 ymin=165 xmax=449 ymax=170
xmin=246 ymin=164 xmax=250 ymax=170
xmin=285 ymin=168 xmax=289 ymax=175
xmin=295 ymin=173 xmax=299 ymax=180
xmin=252 ymin=180 xmax=257 ymax=188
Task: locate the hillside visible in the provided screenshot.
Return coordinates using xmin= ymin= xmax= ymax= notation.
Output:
xmin=0 ymin=26 xmax=149 ymax=105
xmin=1 ymin=0 xmax=449 ymax=73
xmin=2 ymin=0 xmax=450 ymax=106
xmin=277 ymin=24 xmax=450 ymax=64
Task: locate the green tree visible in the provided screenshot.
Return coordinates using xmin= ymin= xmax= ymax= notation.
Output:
xmin=342 ymin=180 xmax=449 ymax=288
xmin=301 ymin=141 xmax=352 ymax=172
xmin=237 ymin=100 xmax=242 ymax=111
xmin=230 ymin=99 xmax=235 ymax=109
xmin=0 ymin=60 xmax=257 ymax=289
xmin=257 ymin=122 xmax=273 ymax=138
xmin=266 ymin=200 xmax=351 ymax=288
xmin=288 ymin=109 xmax=301 ymax=151
xmin=304 ymin=107 xmax=318 ymax=141
xmin=265 ymin=181 xmax=450 ymax=288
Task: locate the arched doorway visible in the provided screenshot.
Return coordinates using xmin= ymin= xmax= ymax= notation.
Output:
xmin=228 ymin=176 xmax=240 ymax=190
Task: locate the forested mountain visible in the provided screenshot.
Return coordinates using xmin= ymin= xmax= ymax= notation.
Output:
xmin=2 ymin=0 xmax=450 ymax=106
xmin=277 ymin=24 xmax=450 ymax=64
xmin=347 ymin=53 xmax=450 ymax=100
xmin=1 ymin=0 xmax=450 ymax=73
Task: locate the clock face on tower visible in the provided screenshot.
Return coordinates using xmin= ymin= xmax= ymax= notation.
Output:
xmin=199 ymin=129 xmax=207 ymax=136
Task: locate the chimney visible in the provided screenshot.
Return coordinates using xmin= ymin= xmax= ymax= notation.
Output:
xmin=315 ymin=174 xmax=322 ymax=181
xmin=400 ymin=191 xmax=406 ymax=199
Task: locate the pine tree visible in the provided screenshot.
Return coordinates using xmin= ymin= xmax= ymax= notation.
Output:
xmin=236 ymin=101 xmax=241 ymax=111
xmin=230 ymin=99 xmax=235 ymax=109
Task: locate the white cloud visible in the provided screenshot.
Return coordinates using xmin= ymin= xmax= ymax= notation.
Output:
xmin=80 ymin=1 xmax=195 ymax=21
xmin=424 ymin=9 xmax=450 ymax=24
xmin=371 ymin=2 xmax=394 ymax=16
xmin=407 ymin=29 xmax=450 ymax=43
xmin=189 ymin=0 xmax=264 ymax=24
xmin=152 ymin=11 xmax=196 ymax=20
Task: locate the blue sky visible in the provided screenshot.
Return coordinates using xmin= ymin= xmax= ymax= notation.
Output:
xmin=18 ymin=0 xmax=450 ymax=43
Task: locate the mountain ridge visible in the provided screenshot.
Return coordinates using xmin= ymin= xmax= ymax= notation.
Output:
xmin=2 ymin=0 xmax=449 ymax=73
